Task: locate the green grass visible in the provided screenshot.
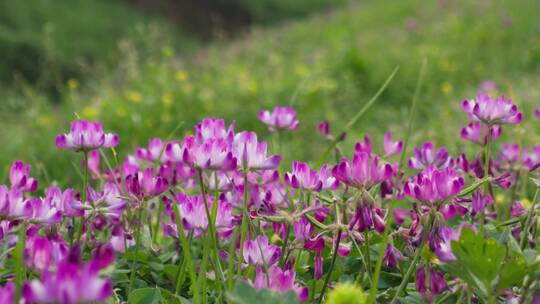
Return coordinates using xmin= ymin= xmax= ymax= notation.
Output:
xmin=2 ymin=0 xmax=540 ymax=186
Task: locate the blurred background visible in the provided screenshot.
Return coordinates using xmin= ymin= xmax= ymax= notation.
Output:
xmin=1 ymin=0 xmax=540 ymax=185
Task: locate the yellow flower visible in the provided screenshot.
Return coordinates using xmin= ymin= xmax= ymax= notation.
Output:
xmin=82 ymin=106 xmax=99 ymax=119
xmin=495 ymin=194 xmax=505 ymax=205
xmin=441 ymin=82 xmax=453 ymax=95
xmin=126 ymin=91 xmax=143 ymax=103
xmin=521 ymin=198 xmax=531 ymax=209
xmin=162 ymin=93 xmax=173 ymax=107
xmin=175 ymin=70 xmax=189 ymax=82
xmin=67 ymin=79 xmax=79 ymax=90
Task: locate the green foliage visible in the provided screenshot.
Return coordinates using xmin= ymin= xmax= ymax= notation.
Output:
xmin=128 ymin=288 xmax=162 ymax=304
xmin=443 ymin=228 xmax=537 ymax=301
xmin=227 ymin=281 xmax=300 ymax=304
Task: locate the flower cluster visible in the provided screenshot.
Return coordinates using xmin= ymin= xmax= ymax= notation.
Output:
xmin=0 ymin=93 xmax=537 ymax=304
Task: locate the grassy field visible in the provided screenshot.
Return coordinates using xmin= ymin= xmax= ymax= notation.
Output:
xmin=1 ymin=0 xmax=540 ymax=186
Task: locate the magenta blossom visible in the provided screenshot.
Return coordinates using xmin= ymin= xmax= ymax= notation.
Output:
xmin=45 ymin=187 xmax=84 ymax=217
xmin=172 ymin=136 xmax=237 ymax=171
xmin=471 ymin=190 xmax=493 ymax=215
xmin=136 ymin=138 xmax=165 ymax=162
xmin=88 ymin=183 xmax=127 ymax=223
xmin=523 ymin=145 xmax=540 ymax=170
xmin=0 ymin=282 xmax=14 ymax=304
xmin=172 ymin=193 xmax=233 ymax=237
xmin=462 ymin=95 xmax=522 ymax=125
xmin=195 ymin=118 xmax=235 ymax=143
xmin=126 ymin=168 xmax=168 ymax=199
xmin=28 ymin=197 xmax=62 ymax=224
xmin=293 ymin=217 xmax=313 ymax=241
xmin=25 ymin=235 xmax=68 ymax=272
xmin=403 ymin=167 xmax=464 ymax=205
xmin=332 ymin=151 xmax=393 ymax=189
xmin=460 ymin=122 xmax=501 ymax=145
xmin=383 ymin=243 xmax=404 ymax=268
xmin=433 ymin=225 xmax=474 ymax=262
xmin=233 ymin=131 xmax=281 ymax=170
xmin=0 ymin=186 xmax=32 ymax=220
xmin=258 ymin=106 xmax=299 ymax=131
xmin=383 ymin=132 xmax=403 ymax=157
xmin=56 ymin=120 xmax=118 ymax=151
xmin=23 ymin=247 xmax=113 ymax=304
xmin=408 ymin=142 xmax=453 ymax=170
xmin=253 ymin=266 xmax=308 ymax=301
xmin=285 ymin=162 xmax=339 ymax=191
xmin=535 ymin=108 xmax=540 ymax=119
xmin=243 ymin=235 xmax=281 ymax=266
xmin=416 ymin=266 xmax=447 ymax=302
xmin=9 ymin=160 xmax=38 ymax=192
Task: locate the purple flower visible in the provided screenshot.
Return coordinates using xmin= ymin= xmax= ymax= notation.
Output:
xmin=195 ymin=118 xmax=235 ymax=142
xmin=403 ymin=167 xmax=464 ymax=205
xmin=88 ymin=183 xmax=127 ymax=223
xmin=9 ymin=160 xmax=38 ymax=192
xmin=0 ymin=186 xmax=33 ymax=220
xmin=293 ymin=217 xmax=313 ymax=241
xmin=172 ymin=193 xmax=233 ymax=237
xmin=0 ymin=282 xmax=14 ymax=304
xmin=499 ymin=143 xmax=520 ymax=166
xmin=535 ymin=108 xmax=540 ymax=119
xmin=461 ymin=122 xmax=501 ymax=145
xmin=23 ymin=247 xmax=113 ymax=304
xmin=285 ymin=162 xmax=322 ymax=191
xmin=253 ymin=266 xmax=308 ymax=301
xmin=259 ymin=107 xmax=299 ymax=131
xmin=511 ymin=201 xmax=526 ymax=217
xmin=383 ymin=243 xmax=404 ymax=268
xmin=136 ymin=138 xmax=165 ymax=162
xmin=56 ymin=120 xmax=118 ymax=151
xmin=433 ymin=226 xmax=459 ymax=262
xmin=348 ymin=202 xmax=386 ymax=233
xmin=471 ymin=190 xmax=493 ymax=215
xmin=175 ymin=136 xmax=237 ymax=171
xmin=314 ymin=254 xmax=323 ymax=280
xmin=383 ymin=132 xmax=403 ymax=157
xmin=408 ymin=142 xmax=453 ymax=170
xmin=45 ymin=187 xmax=84 ymax=217
xmin=25 ymin=235 xmax=68 ymax=272
xmin=243 ymin=235 xmax=281 ymax=266
xmin=416 ymin=266 xmax=447 ymax=302
xmin=332 ymin=151 xmax=393 ymax=190
xmin=233 ymin=131 xmax=281 ymax=170
xmin=477 ymin=80 xmax=497 ymax=95
xmin=462 ymin=95 xmax=522 ymax=125
xmin=126 ymin=168 xmax=168 ymax=198
xmin=28 ymin=197 xmax=62 ymax=224
xmin=523 ymin=145 xmax=540 ymax=170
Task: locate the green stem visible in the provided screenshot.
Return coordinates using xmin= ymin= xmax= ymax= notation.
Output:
xmin=369 ymin=59 xmax=427 ymax=304
xmin=76 ymin=151 xmax=89 ymax=244
xmin=14 ymin=223 xmax=27 ymax=303
xmin=196 ymin=169 xmax=226 ymax=294
xmin=152 ymin=201 xmax=164 ymax=244
xmin=172 ymin=203 xmax=197 ymax=297
xmin=237 ymin=171 xmax=250 ymax=277
xmin=128 ymin=205 xmax=144 ymax=294
xmin=390 ymin=214 xmax=434 ymax=304
xmin=365 ymin=232 xmax=372 ymax=278
xmin=317 ymin=228 xmax=342 ymax=304
xmin=520 ymin=188 xmax=540 ymax=249
xmin=278 ymin=224 xmax=291 ymax=266
xmin=480 ymin=124 xmax=491 ymax=235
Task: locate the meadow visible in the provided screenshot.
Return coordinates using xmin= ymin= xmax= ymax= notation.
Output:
xmin=1 ymin=0 xmax=540 ymax=303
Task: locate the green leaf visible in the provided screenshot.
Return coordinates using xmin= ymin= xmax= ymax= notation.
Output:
xmin=497 ymin=253 xmax=528 ymax=291
xmin=450 ymin=228 xmax=505 ymax=287
xmin=159 ymin=288 xmax=191 ymax=304
xmin=128 ymin=287 xmax=162 ymax=304
xmin=530 ymin=177 xmax=540 ymax=188
xmin=226 ymin=281 xmax=299 ymax=304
